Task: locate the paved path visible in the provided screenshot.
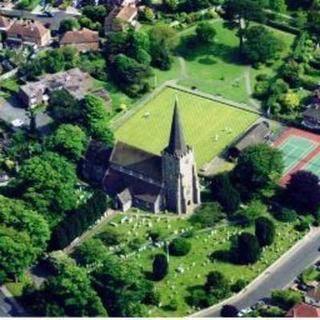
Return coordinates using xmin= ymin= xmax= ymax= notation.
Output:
xmin=192 ymin=227 xmax=320 ymax=317
xmin=0 ymin=286 xmax=28 ymax=317
xmin=244 ymin=67 xmax=261 ymax=109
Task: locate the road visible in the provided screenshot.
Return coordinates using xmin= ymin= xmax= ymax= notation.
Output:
xmin=193 ymin=228 xmax=320 ymax=317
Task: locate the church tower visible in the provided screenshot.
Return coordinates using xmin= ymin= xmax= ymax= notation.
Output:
xmin=161 ymin=98 xmax=201 ymax=214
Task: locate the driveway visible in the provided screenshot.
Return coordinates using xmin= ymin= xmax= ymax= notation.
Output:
xmin=193 ymin=228 xmax=320 ymax=317
xmin=0 ymin=96 xmax=53 ymax=134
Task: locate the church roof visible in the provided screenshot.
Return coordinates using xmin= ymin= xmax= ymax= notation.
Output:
xmin=109 ymin=141 xmax=162 ymax=182
xmin=165 ymin=98 xmax=188 ymax=157
xmin=103 ymin=168 xmax=162 ymax=204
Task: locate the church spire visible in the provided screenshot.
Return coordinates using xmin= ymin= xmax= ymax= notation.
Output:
xmin=166 ymin=97 xmax=187 ymax=156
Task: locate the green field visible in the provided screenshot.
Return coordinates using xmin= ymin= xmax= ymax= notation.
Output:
xmin=114 ymin=87 xmax=259 ymax=168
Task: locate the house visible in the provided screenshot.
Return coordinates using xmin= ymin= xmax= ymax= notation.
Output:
xmin=0 ymin=15 xmax=13 ymax=33
xmin=105 ymin=0 xmax=138 ymax=6
xmin=6 ymin=20 xmax=51 ymax=47
xmin=60 ymin=28 xmax=99 ymax=52
xmin=228 ymin=121 xmax=271 ymax=159
xmin=19 ymin=68 xmax=94 ymax=108
xmin=305 ymin=284 xmax=320 ymax=307
xmin=286 ymin=303 xmax=320 ymax=317
xmin=104 ymin=4 xmax=138 ymax=33
xmin=103 ymin=99 xmax=201 ymax=214
xmin=302 ymin=105 xmax=320 ymax=130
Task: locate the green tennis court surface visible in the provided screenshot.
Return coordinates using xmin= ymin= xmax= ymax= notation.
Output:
xmin=278 ymin=136 xmax=317 ymax=174
xmin=303 ymin=154 xmax=320 ymax=176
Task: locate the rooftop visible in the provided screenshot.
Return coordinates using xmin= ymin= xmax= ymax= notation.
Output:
xmin=286 ymin=303 xmax=320 ymax=317
xmin=60 ymin=28 xmax=99 ymax=45
xmin=7 ymin=20 xmax=49 ymax=40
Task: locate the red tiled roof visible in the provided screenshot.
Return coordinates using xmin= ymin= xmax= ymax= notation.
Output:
xmin=7 ymin=20 xmax=49 ymax=40
xmin=60 ymin=28 xmax=98 ymax=45
xmin=286 ymin=303 xmax=320 ymax=317
xmin=0 ymin=15 xmax=12 ymax=29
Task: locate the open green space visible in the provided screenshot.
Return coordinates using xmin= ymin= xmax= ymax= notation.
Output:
xmin=95 ymin=211 xmax=303 ymax=317
xmin=114 ymin=87 xmax=258 ymax=168
xmin=154 ymin=20 xmax=296 ymax=107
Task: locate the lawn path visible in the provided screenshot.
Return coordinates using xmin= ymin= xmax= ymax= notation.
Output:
xmin=178 ymin=56 xmax=188 ymax=80
xmin=244 ymin=67 xmax=261 ymax=109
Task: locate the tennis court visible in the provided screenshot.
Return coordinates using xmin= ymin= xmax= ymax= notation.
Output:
xmin=278 ymin=136 xmax=317 ymax=174
xmin=273 ymin=127 xmax=320 ymax=184
xmin=303 ymin=154 xmax=320 ymax=176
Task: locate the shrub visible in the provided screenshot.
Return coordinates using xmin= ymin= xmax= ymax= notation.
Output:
xmin=274 ymin=208 xmax=297 ymax=222
xmin=221 ymin=304 xmax=239 ymax=317
xmin=96 ymin=229 xmax=123 ymax=246
xmin=169 ymin=238 xmax=191 ymax=256
xmin=188 ymin=288 xmax=209 ymax=308
xmin=255 ymin=216 xmax=275 ymax=247
xmin=152 ymin=254 xmax=168 ymax=281
xmin=271 ymin=289 xmax=303 ymax=310
xmin=231 ymin=279 xmax=248 ymax=293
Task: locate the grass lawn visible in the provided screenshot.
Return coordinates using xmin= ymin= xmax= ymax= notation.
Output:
xmin=173 ymin=20 xmax=296 ymax=106
xmin=114 ymin=87 xmax=258 ymax=168
xmin=93 ymin=210 xmax=303 ymax=317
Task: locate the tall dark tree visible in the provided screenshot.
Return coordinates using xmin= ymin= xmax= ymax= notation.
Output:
xmin=255 ymin=216 xmax=275 ymax=247
xmin=284 ymin=170 xmax=320 ymax=214
xmin=211 ymin=174 xmax=240 ymax=215
xmin=152 ymin=254 xmax=168 ymax=281
xmin=231 ymin=232 xmax=261 ymax=265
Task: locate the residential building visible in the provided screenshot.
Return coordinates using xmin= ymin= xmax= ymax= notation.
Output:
xmin=19 ymin=68 xmax=93 ymax=108
xmin=6 ymin=20 xmax=51 ymax=47
xmin=60 ymin=28 xmax=99 ymax=52
xmin=103 ymin=99 xmax=201 ymax=214
xmin=104 ymin=4 xmax=138 ymax=33
xmin=302 ymin=105 xmax=320 ymax=130
xmin=305 ymin=284 xmax=320 ymax=307
xmin=286 ymin=303 xmax=320 ymax=317
xmin=0 ymin=15 xmax=13 ymax=33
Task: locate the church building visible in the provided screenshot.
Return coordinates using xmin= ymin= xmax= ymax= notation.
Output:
xmin=103 ymin=99 xmax=201 ymax=214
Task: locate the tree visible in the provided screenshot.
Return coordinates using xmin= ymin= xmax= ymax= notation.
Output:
xmin=269 ymin=0 xmax=287 ymax=13
xmin=14 ymin=152 xmax=78 ymax=226
xmin=47 ymin=124 xmax=88 ymax=161
xmin=82 ymin=95 xmax=114 ymax=146
xmin=0 ymin=226 xmax=36 ymax=281
xmin=195 ymin=22 xmax=216 ymax=44
xmin=111 ymin=54 xmax=152 ymax=96
xmin=222 ymin=0 xmax=265 ymax=51
xmin=243 ymin=26 xmax=283 ymax=64
xmin=231 ymin=232 xmax=261 ymax=265
xmin=152 ymin=254 xmax=168 ymax=281
xmin=169 ymin=238 xmax=191 ymax=256
xmin=221 ymin=304 xmax=239 ymax=317
xmin=204 ymin=271 xmax=231 ymax=302
xmin=255 ymin=216 xmax=275 ymax=247
xmin=162 ymin=0 xmax=178 ymax=12
xmin=149 ymin=23 xmax=177 ymax=50
xmin=271 ymin=289 xmax=303 ymax=310
xmin=25 ymin=256 xmax=107 ymax=316
xmin=59 ymin=18 xmax=80 ymax=33
xmin=284 ymin=170 xmax=320 ymax=214
xmin=232 ymin=144 xmax=284 ymax=196
xmin=82 ymin=5 xmax=108 ymax=24
xmin=49 ymin=89 xmax=82 ymax=124
xmin=91 ymin=255 xmax=156 ymax=316
xmin=0 ymin=195 xmax=50 ymax=251
xmin=210 ymin=174 xmax=240 ymax=215
xmin=41 ymin=49 xmax=65 ymax=74
xmin=279 ymin=91 xmax=300 ymax=111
